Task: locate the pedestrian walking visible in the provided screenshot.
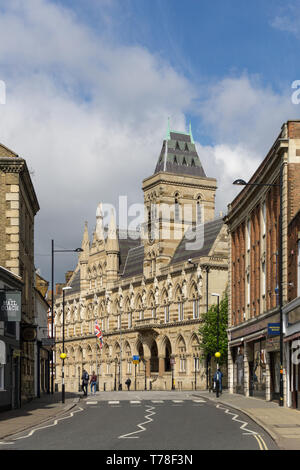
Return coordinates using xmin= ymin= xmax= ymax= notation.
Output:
xmin=125 ymin=378 xmax=131 ymax=391
xmin=213 ymin=368 xmax=223 ymax=396
xmin=81 ymin=369 xmax=89 ymax=396
xmin=90 ymin=371 xmax=97 ymax=395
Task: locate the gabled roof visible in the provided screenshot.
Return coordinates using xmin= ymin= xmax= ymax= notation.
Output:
xmin=121 ymin=245 xmax=144 ymax=279
xmin=170 ymin=218 xmax=224 ymax=265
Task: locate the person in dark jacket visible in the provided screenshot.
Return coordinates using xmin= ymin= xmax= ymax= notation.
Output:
xmin=82 ymin=369 xmax=89 ymax=396
xmin=125 ymin=378 xmax=131 ymax=391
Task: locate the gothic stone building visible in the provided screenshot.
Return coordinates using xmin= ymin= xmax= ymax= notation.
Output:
xmin=54 ymin=128 xmax=228 ymax=392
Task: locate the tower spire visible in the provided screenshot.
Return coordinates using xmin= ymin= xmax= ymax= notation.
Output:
xmin=189 ymin=122 xmax=194 ymax=144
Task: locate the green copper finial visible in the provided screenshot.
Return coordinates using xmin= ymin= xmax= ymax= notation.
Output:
xmin=189 ymin=122 xmax=194 ymax=144
xmin=166 ymin=117 xmax=171 ymax=140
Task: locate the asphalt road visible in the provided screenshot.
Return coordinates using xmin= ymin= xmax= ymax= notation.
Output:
xmin=0 ymin=392 xmax=278 ymax=451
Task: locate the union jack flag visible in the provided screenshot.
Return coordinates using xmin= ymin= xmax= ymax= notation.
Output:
xmin=94 ymin=320 xmax=103 ymax=349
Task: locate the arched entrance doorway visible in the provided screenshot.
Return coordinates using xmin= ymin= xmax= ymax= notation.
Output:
xmin=165 ymin=338 xmax=172 ymax=372
xmin=150 ymin=341 xmax=158 ymax=372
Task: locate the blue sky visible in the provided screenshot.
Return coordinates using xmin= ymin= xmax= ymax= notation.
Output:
xmin=0 ymin=0 xmax=299 ymax=281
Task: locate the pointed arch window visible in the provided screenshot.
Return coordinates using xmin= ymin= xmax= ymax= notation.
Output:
xmin=176 ymin=141 xmax=180 ymax=150
xmin=191 ymin=159 xmax=195 ymax=167
xmin=174 ymin=155 xmax=178 ymax=164
xmin=185 ymin=143 xmax=189 ymax=151
xmin=197 ymin=197 xmax=202 ymax=224
xmin=182 ymin=157 xmax=187 ymax=165
xmin=175 ymin=193 xmax=180 ymax=222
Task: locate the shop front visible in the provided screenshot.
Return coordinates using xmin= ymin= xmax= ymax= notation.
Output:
xmin=283 ymin=296 xmax=300 ymax=409
xmin=247 ymin=338 xmax=267 ymax=399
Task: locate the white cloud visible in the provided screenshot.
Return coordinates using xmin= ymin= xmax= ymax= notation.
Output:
xmin=0 ymin=0 xmax=194 ymax=280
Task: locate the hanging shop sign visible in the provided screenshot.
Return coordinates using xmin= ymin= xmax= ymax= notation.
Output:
xmin=267 ymin=323 xmax=280 ymax=337
xmin=0 ymin=291 xmax=21 ymax=322
xmin=21 ymin=326 xmax=37 ymax=342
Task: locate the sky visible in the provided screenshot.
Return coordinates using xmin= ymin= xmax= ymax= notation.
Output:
xmin=0 ymin=0 xmax=300 ymax=282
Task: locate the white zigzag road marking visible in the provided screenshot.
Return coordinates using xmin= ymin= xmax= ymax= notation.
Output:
xmin=0 ymin=406 xmax=84 ymax=446
xmin=216 ymin=404 xmax=268 ymax=450
xmin=119 ymin=406 xmax=156 ymax=439
xmin=216 ymin=404 xmax=258 ymax=436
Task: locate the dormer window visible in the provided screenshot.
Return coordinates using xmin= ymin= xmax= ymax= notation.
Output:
xmin=174 ymin=156 xmax=178 ymax=164
xmin=176 ymin=141 xmax=180 ymax=150
xmin=182 ymin=157 xmax=187 ymax=165
xmin=191 ymin=159 xmax=195 ymax=167
xmin=185 ymin=143 xmax=189 ymax=151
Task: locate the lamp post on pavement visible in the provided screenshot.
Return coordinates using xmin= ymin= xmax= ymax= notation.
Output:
xmin=212 ymin=293 xmax=220 ymax=398
xmin=233 ymin=170 xmax=284 ymax=407
xmin=51 ymin=241 xmax=83 ymax=394
xmin=61 ymin=286 xmax=72 ymax=403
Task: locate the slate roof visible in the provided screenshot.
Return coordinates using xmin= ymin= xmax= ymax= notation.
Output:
xmin=121 ymin=245 xmax=144 ymax=279
xmin=170 ymin=218 xmax=224 ymax=265
xmin=154 ymin=131 xmax=206 ymax=178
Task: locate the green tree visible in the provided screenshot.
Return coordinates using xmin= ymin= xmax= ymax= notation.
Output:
xmin=198 ymin=293 xmax=228 ymax=366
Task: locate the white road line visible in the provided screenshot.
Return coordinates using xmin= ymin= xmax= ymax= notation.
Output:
xmin=151 ymin=400 xmax=164 ymax=403
xmin=0 ymin=406 xmax=84 ymax=446
xmin=172 ymin=400 xmax=184 ymax=403
xmin=130 ymin=401 xmax=141 ymax=404
xmin=216 ymin=404 xmax=268 ymax=450
xmin=193 ymin=399 xmax=206 ymax=403
xmin=86 ymin=401 xmax=97 ymax=405
xmin=119 ymin=406 xmax=156 ymax=439
xmin=108 ymin=401 xmax=120 ymax=405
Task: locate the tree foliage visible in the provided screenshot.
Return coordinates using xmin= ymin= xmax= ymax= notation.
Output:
xmin=198 ymin=294 xmax=228 ymax=365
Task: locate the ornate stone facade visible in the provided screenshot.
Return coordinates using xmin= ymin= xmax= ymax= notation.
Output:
xmin=54 ymin=129 xmax=228 ymax=392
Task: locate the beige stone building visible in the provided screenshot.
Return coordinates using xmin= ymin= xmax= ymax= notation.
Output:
xmin=54 ymin=128 xmax=228 ymax=392
xmin=0 ymin=143 xmax=40 ymax=402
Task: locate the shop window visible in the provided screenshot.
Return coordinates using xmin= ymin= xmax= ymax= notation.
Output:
xmin=0 ymin=365 xmax=4 ymax=390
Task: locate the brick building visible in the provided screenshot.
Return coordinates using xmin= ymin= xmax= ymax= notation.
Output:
xmin=225 ymin=120 xmax=300 ymax=405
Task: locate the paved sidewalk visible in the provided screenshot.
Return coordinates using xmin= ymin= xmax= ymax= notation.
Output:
xmin=195 ymin=390 xmax=300 ymax=450
xmin=0 ymin=392 xmax=80 ymax=440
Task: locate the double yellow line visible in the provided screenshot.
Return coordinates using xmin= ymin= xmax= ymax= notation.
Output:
xmin=253 ymin=433 xmax=268 ymax=450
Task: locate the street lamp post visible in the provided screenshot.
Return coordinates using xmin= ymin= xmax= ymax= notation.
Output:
xmin=61 ymin=286 xmax=72 ymax=403
xmin=212 ymin=293 xmax=220 ymax=398
xmin=233 ymin=170 xmax=284 ymax=407
xmin=51 ymin=241 xmax=83 ymax=394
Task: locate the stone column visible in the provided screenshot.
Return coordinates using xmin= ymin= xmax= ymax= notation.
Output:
xmin=158 ymin=355 xmax=165 ymax=377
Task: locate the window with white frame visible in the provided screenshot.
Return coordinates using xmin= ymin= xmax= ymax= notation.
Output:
xmin=262 ymin=201 xmax=266 ymax=237
xmin=262 ymin=261 xmax=266 ymax=297
xmin=247 ymin=273 xmax=250 ymax=305
xmin=247 ymin=219 xmax=251 ymax=251
xmin=194 ymin=357 xmax=200 ymax=372
xmin=178 ymin=302 xmax=184 ymax=321
xmin=164 ymin=305 xmax=170 ymax=323
xmin=193 ymin=298 xmax=199 ymax=319
xmin=127 ymin=361 xmax=132 ymax=374
xmin=179 ymin=357 xmax=186 ymax=372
